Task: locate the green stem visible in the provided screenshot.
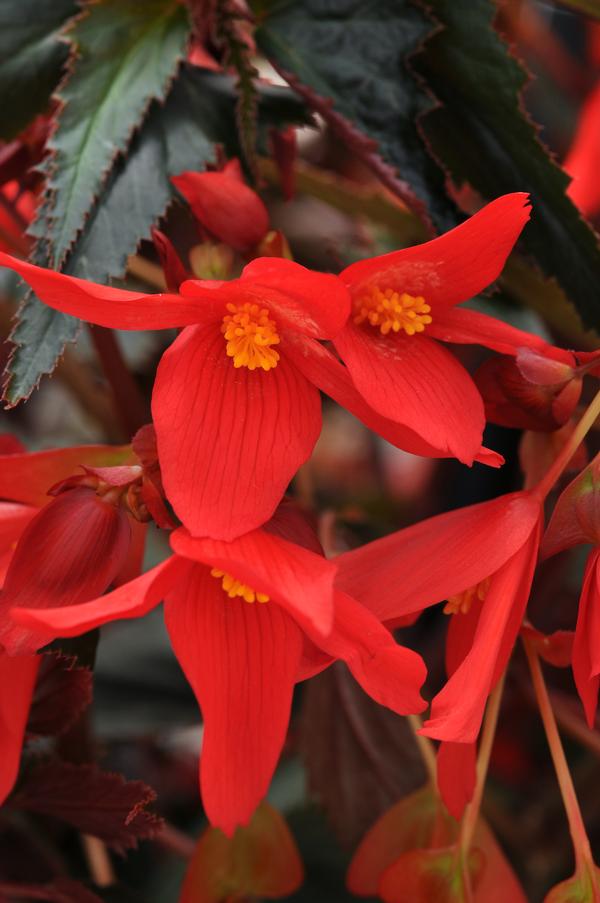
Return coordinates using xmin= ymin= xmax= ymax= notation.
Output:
xmin=523 ymin=636 xmax=594 ymax=869
xmin=407 ymin=713 xmax=437 ymax=788
xmin=534 ymin=388 xmax=600 ymax=500
xmin=459 ymin=672 xmax=506 ymax=855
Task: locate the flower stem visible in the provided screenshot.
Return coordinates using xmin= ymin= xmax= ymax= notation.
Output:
xmin=459 ymin=672 xmax=506 ymax=854
xmin=523 ymin=636 xmax=594 ymax=869
xmin=535 ymin=387 xmax=600 ymax=500
xmin=407 ymin=713 xmax=437 ymax=787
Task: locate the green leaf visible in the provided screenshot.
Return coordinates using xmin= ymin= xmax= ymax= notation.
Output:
xmin=255 ymin=0 xmax=458 ymax=231
xmin=414 ymin=0 xmax=600 ymax=331
xmin=0 ymin=0 xmax=77 ymax=140
xmin=46 ymin=0 xmax=190 ymax=269
xmin=3 ymin=68 xmax=308 ymax=406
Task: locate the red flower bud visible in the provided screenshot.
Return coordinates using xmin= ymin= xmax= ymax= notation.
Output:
xmin=475 ymin=351 xmax=581 ymax=432
xmin=542 ymin=456 xmax=600 ymax=558
xmin=0 ymin=486 xmax=131 ymax=654
xmin=171 ymin=159 xmax=269 ymax=252
xmin=151 ymin=227 xmax=189 ymax=292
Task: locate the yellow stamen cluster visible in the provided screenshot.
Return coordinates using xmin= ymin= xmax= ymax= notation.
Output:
xmin=443 ymin=577 xmax=491 ymax=616
xmin=354 ymin=286 xmax=432 ymax=336
xmin=221 ymin=301 xmax=280 ymax=371
xmin=211 ymin=568 xmax=270 ymax=604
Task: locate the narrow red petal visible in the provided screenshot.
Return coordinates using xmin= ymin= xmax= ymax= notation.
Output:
xmin=341 ymin=193 xmax=530 ymax=308
xmin=335 ymin=492 xmax=541 ymax=622
xmin=422 ymin=526 xmax=540 ymax=743
xmin=0 ymin=252 xmax=221 ymax=329
xmin=0 ymin=653 xmax=40 ymax=804
xmin=153 ymin=324 xmax=321 ymax=539
xmin=333 ymin=323 xmax=484 ymax=463
xmin=164 ymin=565 xmax=303 ymax=835
xmin=429 ymin=306 xmax=573 ymax=360
xmin=10 ymin=556 xmax=189 ymax=639
xmin=171 ymin=526 xmax=335 ymax=636
xmin=573 ymin=550 xmax=600 ymax=727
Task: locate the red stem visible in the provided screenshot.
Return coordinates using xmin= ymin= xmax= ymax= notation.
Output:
xmin=89 ymin=325 xmax=150 ymax=440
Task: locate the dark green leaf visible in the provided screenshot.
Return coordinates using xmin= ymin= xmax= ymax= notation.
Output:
xmin=47 ymin=0 xmax=190 ymax=269
xmin=3 ymin=68 xmax=308 ymax=405
xmin=0 ymin=0 xmax=77 ymax=140
xmin=414 ymin=0 xmax=600 ymax=330
xmin=255 ymin=0 xmax=458 ymax=232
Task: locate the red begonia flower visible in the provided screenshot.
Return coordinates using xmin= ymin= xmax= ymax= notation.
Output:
xmin=0 ymin=252 xmax=350 ymax=538
xmin=171 ymin=159 xmax=270 ymax=252
xmin=564 ymin=79 xmax=600 ymax=219
xmin=335 ymin=490 xmax=543 ymax=743
xmin=10 ymin=501 xmax=427 ymax=835
xmin=437 ymin=741 xmax=477 ymax=821
xmin=332 ymin=193 xmax=566 ymax=464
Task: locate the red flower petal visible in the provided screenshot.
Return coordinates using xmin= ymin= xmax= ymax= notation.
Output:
xmin=335 ymin=492 xmax=541 ymax=622
xmin=0 ymin=653 xmax=40 ymax=804
xmin=422 ymin=525 xmax=541 ymax=743
xmin=172 ymin=164 xmax=270 ymax=251
xmin=10 ymin=556 xmax=190 ymax=639
xmin=0 ymin=444 xmax=133 ymax=508
xmin=0 ymin=488 xmax=132 ymax=654
xmin=0 ymin=252 xmax=217 ymax=330
xmin=333 ymin=323 xmax=485 ymax=463
xmin=310 ymin=590 xmax=427 ymax=715
xmin=164 ymin=565 xmax=303 ymax=835
xmin=0 ymin=502 xmax=38 ymax=559
xmin=565 ymin=79 xmax=600 ymax=218
xmin=285 ymin=335 xmax=501 ymax=466
xmin=240 ymin=257 xmax=351 ymax=339
xmin=573 ymin=550 xmax=600 ymax=727
xmin=429 ymin=306 xmax=572 ymax=360
xmin=437 ymin=741 xmax=476 ymax=820
xmin=153 ymin=324 xmax=321 ymax=539
xmin=171 ymin=526 xmax=335 ymax=636
xmin=341 ymin=193 xmax=530 ymax=309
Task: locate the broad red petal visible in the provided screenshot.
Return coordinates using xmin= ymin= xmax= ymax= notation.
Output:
xmin=0 ymin=444 xmax=133 ymax=508
xmin=0 ymin=252 xmax=218 ymax=329
xmin=153 ymin=324 xmax=321 ymax=539
xmin=0 ymin=488 xmax=132 ymax=654
xmin=340 ymin=193 xmax=530 ymax=309
xmin=170 ymin=526 xmax=335 ymax=636
xmin=573 ymin=550 xmax=600 ymax=727
xmin=172 ymin=168 xmax=269 ymax=251
xmin=429 ymin=306 xmax=572 ymax=360
xmin=10 ymin=556 xmax=189 ymax=639
xmin=0 ymin=653 xmax=40 ymax=804
xmin=421 ymin=526 xmax=540 ymax=743
xmin=333 ymin=323 xmax=484 ymax=463
xmin=437 ymin=741 xmax=476 ymax=820
xmin=164 ymin=565 xmax=303 ymax=835
xmin=308 ymin=590 xmax=427 ymax=715
xmin=285 ymin=335 xmax=501 ymax=466
xmin=335 ymin=492 xmax=541 ymax=622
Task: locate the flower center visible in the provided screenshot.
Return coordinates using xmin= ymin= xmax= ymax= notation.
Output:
xmin=443 ymin=577 xmax=490 ymax=616
xmin=354 ymin=286 xmax=432 ymax=336
xmin=221 ymin=302 xmax=280 ymax=371
xmin=211 ymin=568 xmax=270 ymax=604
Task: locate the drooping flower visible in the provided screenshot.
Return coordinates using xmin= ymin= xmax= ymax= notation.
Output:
xmin=327 ymin=193 xmax=570 ymax=464
xmin=0 ymin=252 xmax=352 ymax=539
xmin=172 ymin=158 xmax=270 ymax=252
xmin=541 ymin=455 xmax=600 ymax=726
xmin=335 ymin=489 xmax=544 ymax=744
xmin=9 ymin=499 xmax=427 ymax=836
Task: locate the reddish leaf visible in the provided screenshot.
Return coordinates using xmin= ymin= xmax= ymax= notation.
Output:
xmin=180 ymin=802 xmax=303 ymax=902
xmin=27 ymin=653 xmax=93 ymax=737
xmin=300 ymin=663 xmax=426 ymax=848
xmin=544 ymin=865 xmax=600 ymax=902
xmin=378 ymin=846 xmax=483 ymax=902
xmin=10 ymin=762 xmax=162 ymax=854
